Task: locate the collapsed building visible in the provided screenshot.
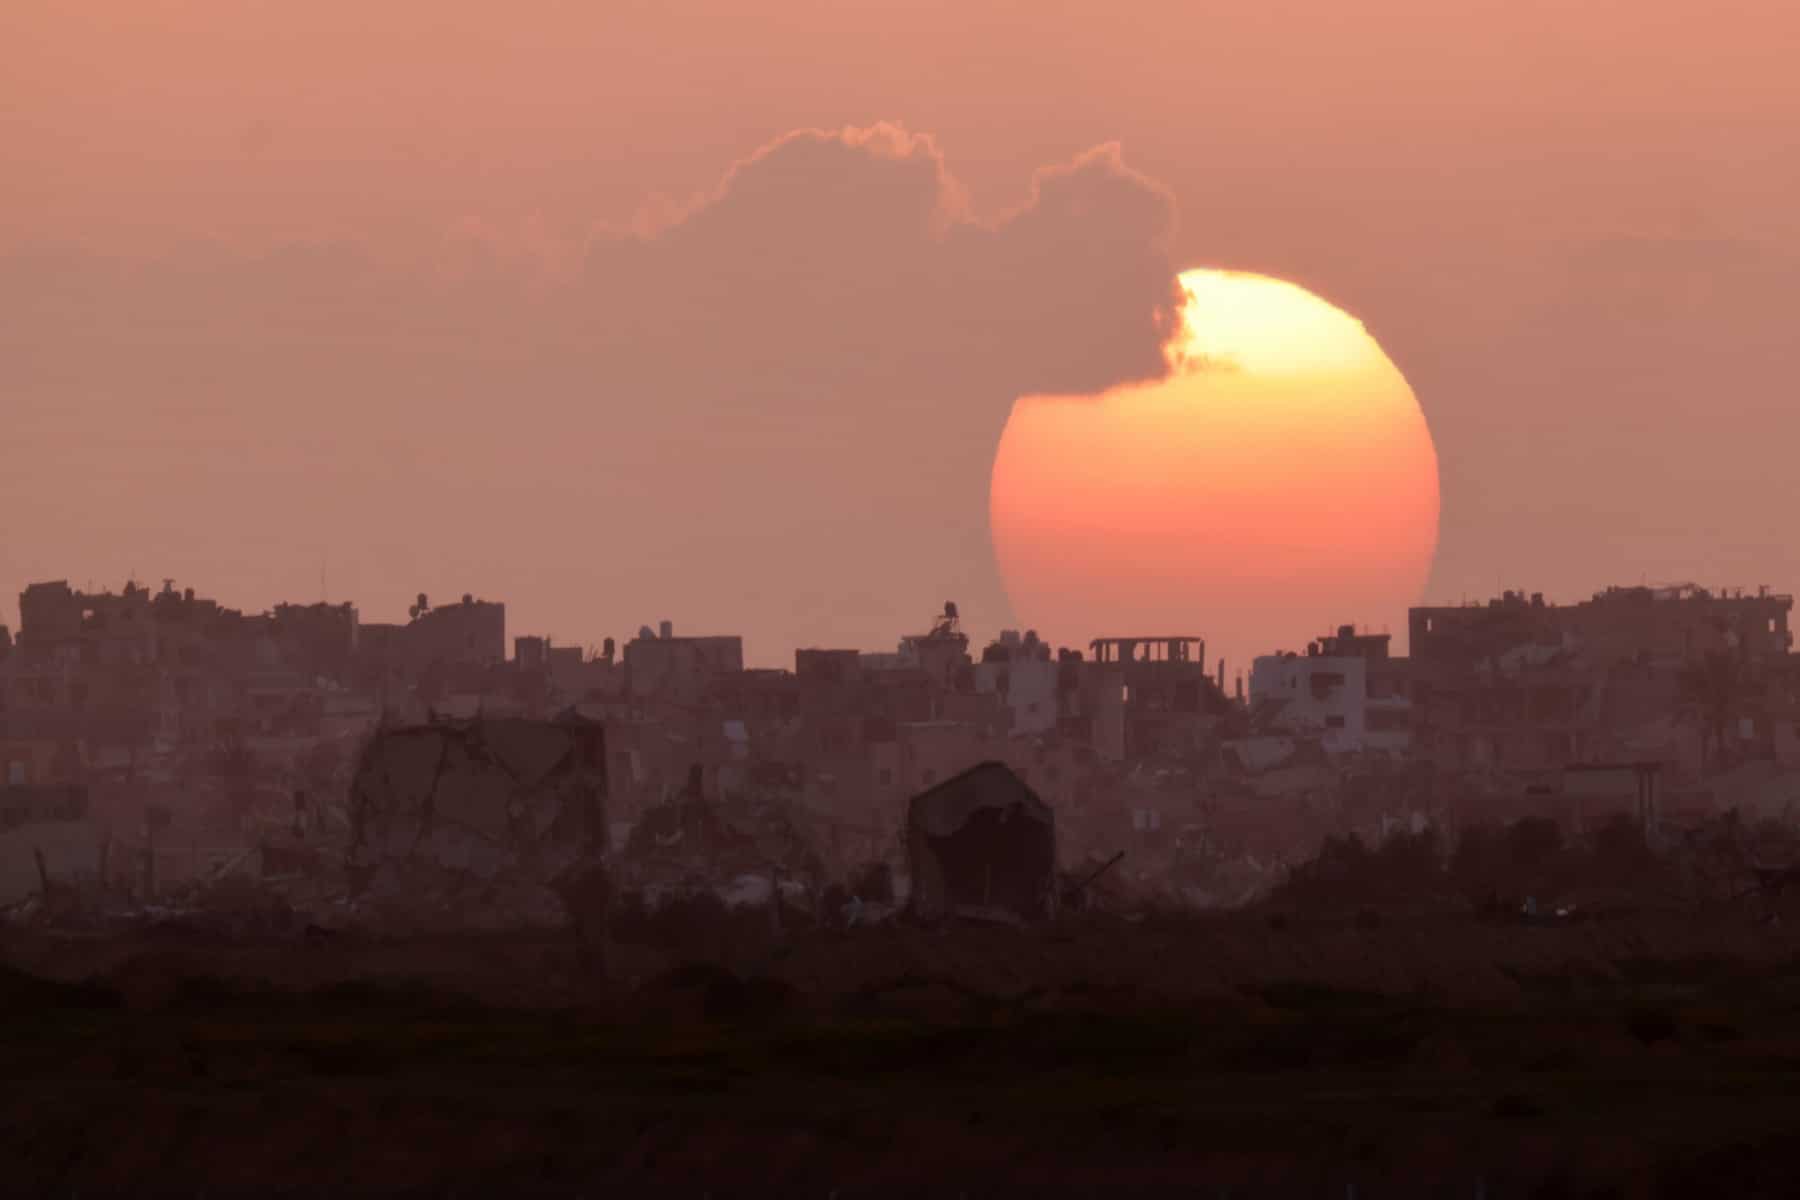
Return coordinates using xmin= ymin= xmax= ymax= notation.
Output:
xmin=906 ymin=761 xmax=1056 ymax=924
xmin=346 ymin=714 xmax=608 ymax=930
xmin=619 ymin=763 xmax=827 ymax=894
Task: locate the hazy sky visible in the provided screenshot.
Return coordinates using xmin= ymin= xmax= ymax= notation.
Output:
xmin=5 ymin=1 xmax=1798 ymax=666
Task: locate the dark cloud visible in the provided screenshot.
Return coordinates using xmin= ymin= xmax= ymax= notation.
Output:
xmin=580 ymin=125 xmax=1179 ymax=403
xmin=0 ymin=124 xmax=1183 ymax=661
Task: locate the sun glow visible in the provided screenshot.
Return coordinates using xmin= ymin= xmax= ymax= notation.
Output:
xmin=1174 ymin=270 xmax=1382 ymax=377
xmin=988 ymin=268 xmax=1440 ymax=674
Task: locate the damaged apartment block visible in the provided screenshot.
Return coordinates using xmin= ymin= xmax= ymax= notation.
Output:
xmin=347 ymin=713 xmax=609 ymax=932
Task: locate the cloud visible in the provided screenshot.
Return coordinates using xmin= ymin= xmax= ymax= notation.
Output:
xmin=0 ymin=123 xmax=1183 ymax=662
xmin=579 ymin=124 xmax=1180 ymax=404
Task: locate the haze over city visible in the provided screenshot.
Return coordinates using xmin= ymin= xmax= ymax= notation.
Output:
xmin=6 ymin=4 xmax=1800 ymax=1194
xmin=8 ymin=1 xmax=1799 ymax=668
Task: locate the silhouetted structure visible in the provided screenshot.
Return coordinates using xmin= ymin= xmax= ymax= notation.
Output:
xmin=907 ymin=761 xmax=1055 ymax=923
xmin=623 ymin=623 xmax=744 ymax=706
xmin=1409 ymin=586 xmax=1794 ymax=770
xmin=346 ymin=714 xmax=608 ymax=928
xmin=11 ymin=569 xmax=1800 ymax=917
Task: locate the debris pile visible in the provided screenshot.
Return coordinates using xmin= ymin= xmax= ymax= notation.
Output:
xmin=620 ymin=765 xmax=826 ymax=893
xmin=345 ymin=714 xmax=609 ymax=932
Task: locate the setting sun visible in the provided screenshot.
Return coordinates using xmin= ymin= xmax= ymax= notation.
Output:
xmin=989 ymin=268 xmax=1440 ymax=677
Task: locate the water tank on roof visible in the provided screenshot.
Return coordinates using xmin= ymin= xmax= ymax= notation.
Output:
xmin=659 ymin=620 xmax=673 ymax=640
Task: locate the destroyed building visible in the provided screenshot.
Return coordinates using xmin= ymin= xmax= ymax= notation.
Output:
xmin=1083 ymin=637 xmax=1238 ymax=759
xmin=1409 ymin=585 xmax=1796 ymax=772
xmin=906 ymin=761 xmax=1056 ymax=924
xmin=346 ymin=714 xmax=608 ymax=928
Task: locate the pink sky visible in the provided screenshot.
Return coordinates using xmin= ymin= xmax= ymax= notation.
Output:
xmin=5 ymin=1 xmax=1798 ymax=665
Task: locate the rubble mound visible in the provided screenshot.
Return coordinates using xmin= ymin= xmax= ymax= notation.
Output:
xmin=346 ymin=715 xmax=608 ymax=931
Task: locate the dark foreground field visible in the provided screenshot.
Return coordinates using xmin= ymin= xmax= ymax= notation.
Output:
xmin=6 ymin=909 xmax=1800 ymax=1198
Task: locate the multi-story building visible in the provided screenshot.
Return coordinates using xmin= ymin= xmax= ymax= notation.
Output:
xmin=1407 ymin=586 xmax=1795 ymax=772
xmin=357 ymin=592 xmax=505 ymax=694
xmin=623 ymin=622 xmax=744 ymax=707
xmin=1249 ymin=625 xmax=1412 ymax=755
xmin=1086 ymin=636 xmax=1234 ymax=760
xmin=974 ymin=630 xmax=1058 ymax=736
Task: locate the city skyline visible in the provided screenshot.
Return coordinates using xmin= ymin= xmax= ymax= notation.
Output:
xmin=20 ymin=569 xmax=1791 ymax=675
xmin=10 ymin=4 xmax=1800 ymax=672
xmin=8 ymin=6 xmax=1800 ymax=1188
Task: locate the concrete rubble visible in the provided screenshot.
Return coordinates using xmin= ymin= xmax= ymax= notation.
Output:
xmin=344 ymin=714 xmax=610 ymax=932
